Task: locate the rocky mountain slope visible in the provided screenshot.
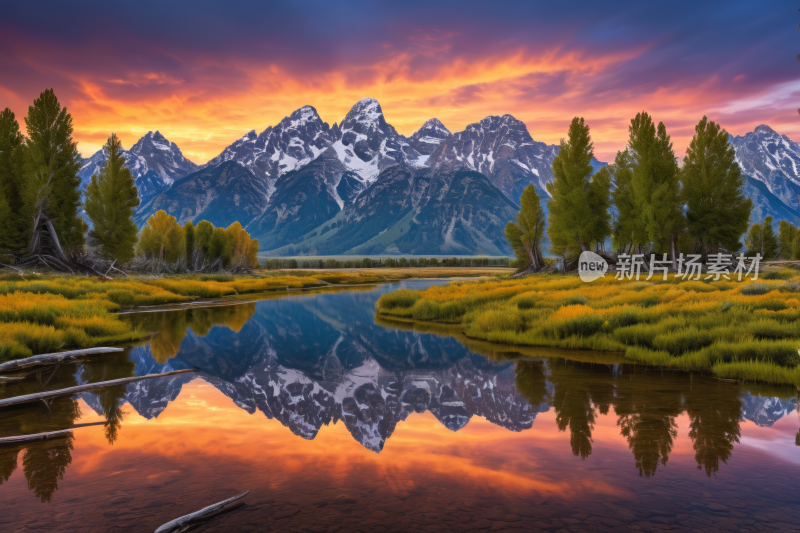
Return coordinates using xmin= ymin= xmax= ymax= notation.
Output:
xmin=258 ymin=166 xmax=519 ymax=256
xmin=133 ymin=161 xmax=271 ymax=228
xmin=246 ymin=148 xmax=353 ymax=250
xmin=730 ymin=125 xmax=800 ymax=212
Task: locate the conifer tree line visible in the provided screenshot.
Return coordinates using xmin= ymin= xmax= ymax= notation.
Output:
xmin=508 ymin=112 xmax=755 ymax=270
xmin=0 ymin=88 xmax=259 ymax=270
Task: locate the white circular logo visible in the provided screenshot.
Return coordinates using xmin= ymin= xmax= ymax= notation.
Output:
xmin=578 ymin=251 xmax=608 ymax=282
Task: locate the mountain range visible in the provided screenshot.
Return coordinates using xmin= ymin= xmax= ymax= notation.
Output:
xmin=78 ymin=101 xmax=800 ymax=256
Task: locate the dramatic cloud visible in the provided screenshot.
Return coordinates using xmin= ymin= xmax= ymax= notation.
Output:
xmin=0 ymin=0 xmax=794 ymax=163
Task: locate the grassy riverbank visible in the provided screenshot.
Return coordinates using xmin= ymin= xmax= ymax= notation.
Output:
xmin=376 ymin=270 xmax=800 ymax=386
xmin=0 ymin=267 xmax=508 ymax=362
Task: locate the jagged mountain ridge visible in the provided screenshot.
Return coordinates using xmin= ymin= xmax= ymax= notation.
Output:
xmin=133 ymin=161 xmax=271 ymax=228
xmin=426 ymin=114 xmax=607 ymax=204
xmin=408 ymin=118 xmax=451 ymax=157
xmin=77 ymin=103 xmax=800 ymax=250
xmin=730 ymin=125 xmax=800 ymax=212
xmin=203 ymin=105 xmax=338 ymax=190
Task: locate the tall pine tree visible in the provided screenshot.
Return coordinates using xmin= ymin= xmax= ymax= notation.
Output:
xmin=0 ymin=108 xmax=28 ymax=252
xmin=681 ymin=116 xmax=752 ymax=256
xmin=24 ymin=89 xmax=87 ymax=254
xmin=546 ymin=117 xmax=609 ymax=259
xmin=505 ymin=184 xmax=546 ymax=273
xmin=84 ymin=133 xmax=140 ymax=262
xmin=610 ymin=149 xmax=644 ymax=252
xmin=629 ymin=114 xmax=682 ymax=256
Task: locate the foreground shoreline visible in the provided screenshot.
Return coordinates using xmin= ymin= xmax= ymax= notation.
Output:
xmin=376 ymin=269 xmax=800 ymax=387
xmin=0 ymin=268 xmax=510 ymax=362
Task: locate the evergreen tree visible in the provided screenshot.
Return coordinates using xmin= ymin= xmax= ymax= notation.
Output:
xmin=0 ymin=108 xmax=28 ymax=252
xmin=610 ymin=149 xmax=643 ymax=251
xmin=746 ymin=217 xmax=778 ymax=259
xmin=84 ymin=133 xmax=140 ymax=262
xmin=681 ymin=116 xmax=752 ymax=256
xmin=184 ymin=221 xmax=195 ymax=263
xmin=23 ymin=89 xmax=86 ymax=254
xmin=778 ymin=221 xmax=799 ymax=259
xmin=505 ymin=184 xmax=546 ymax=272
xmin=546 ymin=117 xmax=608 ymax=258
xmin=587 ymin=166 xmax=612 ymax=252
xmin=628 ymin=113 xmax=682 ymax=256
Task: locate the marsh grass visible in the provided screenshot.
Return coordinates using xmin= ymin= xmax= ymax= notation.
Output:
xmin=0 ymin=267 xmax=498 ymax=361
xmin=375 ymin=270 xmax=800 ymax=386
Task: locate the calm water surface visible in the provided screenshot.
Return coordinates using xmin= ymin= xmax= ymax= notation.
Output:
xmin=0 ymin=280 xmax=799 ymax=532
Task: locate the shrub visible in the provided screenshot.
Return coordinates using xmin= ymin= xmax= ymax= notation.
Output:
xmin=411 ymin=299 xmax=441 ymax=321
xmin=377 ymin=290 xmax=421 ymax=312
xmin=741 ymin=283 xmax=770 ymax=295
xmin=473 ymin=308 xmax=523 ymax=333
xmin=564 ymin=294 xmax=588 ymax=305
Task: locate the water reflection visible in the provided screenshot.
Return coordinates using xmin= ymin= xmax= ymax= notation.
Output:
xmin=0 ymin=397 xmax=79 ymax=502
xmin=0 ymin=281 xmax=798 ymax=507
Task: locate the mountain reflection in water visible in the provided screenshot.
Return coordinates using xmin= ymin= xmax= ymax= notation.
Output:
xmin=0 ymin=280 xmax=798 ymax=529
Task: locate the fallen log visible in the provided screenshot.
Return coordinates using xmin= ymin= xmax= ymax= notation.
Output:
xmin=0 ymin=421 xmax=107 ymax=446
xmin=0 ymin=368 xmax=198 ymax=408
xmin=0 ymin=347 xmax=125 ymax=374
xmin=0 ymin=429 xmax=72 ymax=445
xmin=155 ymin=492 xmax=249 ymax=533
xmin=0 ymin=376 xmax=26 ymax=383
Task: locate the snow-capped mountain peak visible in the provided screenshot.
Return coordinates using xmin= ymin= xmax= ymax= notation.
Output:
xmin=408 ymin=118 xmax=452 ymax=156
xmin=78 ymin=130 xmax=199 ymax=207
xmin=730 ymin=124 xmax=800 ymax=212
xmin=425 ymin=114 xmax=559 ymax=203
xmin=330 ymin=97 xmax=423 ymax=183
xmin=203 ymin=104 xmax=336 ymax=190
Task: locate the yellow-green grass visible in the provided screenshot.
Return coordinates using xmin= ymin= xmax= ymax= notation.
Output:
xmin=0 ymin=267 xmax=502 ymax=361
xmin=375 ymin=269 xmax=800 ymax=386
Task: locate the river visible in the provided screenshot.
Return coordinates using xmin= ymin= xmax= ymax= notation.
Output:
xmin=0 ymin=280 xmax=798 ymax=532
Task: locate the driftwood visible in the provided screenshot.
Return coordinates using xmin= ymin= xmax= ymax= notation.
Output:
xmin=0 ymin=421 xmax=107 ymax=446
xmin=0 ymin=428 xmax=72 ymax=445
xmin=0 ymin=347 xmax=125 ymax=374
xmin=0 ymin=376 xmax=26 ymax=383
xmin=0 ymin=368 xmax=198 ymax=408
xmin=155 ymin=492 xmax=249 ymax=533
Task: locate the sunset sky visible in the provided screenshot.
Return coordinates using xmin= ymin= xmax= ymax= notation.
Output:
xmin=1 ymin=0 xmax=796 ymax=163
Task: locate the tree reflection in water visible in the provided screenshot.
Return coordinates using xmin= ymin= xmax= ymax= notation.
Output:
xmin=542 ymin=360 xmax=615 ymax=460
xmin=685 ymin=380 xmax=742 ymax=477
xmin=80 ymin=357 xmax=136 ymax=445
xmin=0 ymin=395 xmax=81 ymax=503
xmin=0 ymin=446 xmax=21 ymax=485
xmin=128 ymin=304 xmax=257 ymax=364
xmin=614 ymin=370 xmax=681 ymax=477
xmin=22 ymin=435 xmax=74 ymax=503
